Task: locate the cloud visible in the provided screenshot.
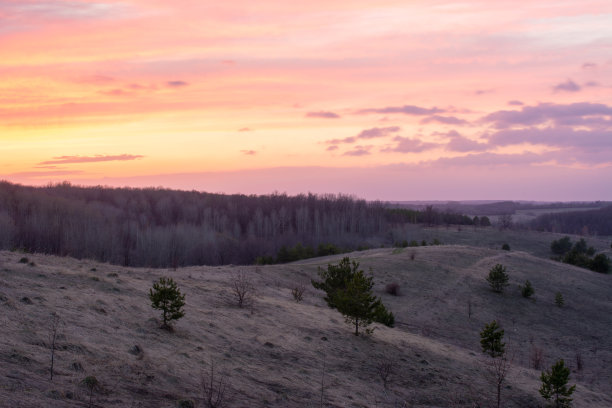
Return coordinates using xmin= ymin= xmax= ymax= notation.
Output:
xmin=326 ymin=145 xmax=339 ymax=151
xmin=166 ymin=80 xmax=189 ymax=88
xmin=488 ymin=127 xmax=612 ymax=152
xmin=431 ymin=152 xmax=552 ymax=167
xmin=306 ymin=111 xmax=340 ymax=119
xmin=355 ymin=105 xmax=445 ymax=115
xmin=420 ymin=115 xmax=468 ymax=125
xmin=100 ymin=89 xmax=127 ymax=96
xmin=507 ymin=100 xmax=524 ymax=106
xmin=238 ymin=127 xmax=252 ymax=132
xmin=39 ymin=154 xmax=144 ymax=165
xmin=582 ymin=62 xmax=597 ymax=69
xmin=8 ymin=170 xmax=84 ymax=178
xmin=326 ymin=126 xmax=400 ymax=145
xmin=475 ymin=89 xmax=494 ymax=95
xmin=553 ymin=79 xmax=581 ymax=93
xmin=584 ymin=81 xmax=600 ymax=87
xmin=482 ymin=102 xmax=612 ymax=129
xmin=241 ymin=150 xmax=257 ymax=155
xmin=382 ymin=136 xmax=439 ymax=153
xmin=442 ymin=130 xmax=488 ymax=152
xmin=343 ymin=145 xmax=372 ymax=156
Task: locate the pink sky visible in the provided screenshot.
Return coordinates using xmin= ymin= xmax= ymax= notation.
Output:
xmin=1 ymin=0 xmax=611 ymax=200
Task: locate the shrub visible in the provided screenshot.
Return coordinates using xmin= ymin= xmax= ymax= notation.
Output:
xmin=520 ymin=280 xmax=535 ymax=298
xmin=551 ymin=237 xmax=572 ymax=255
xmin=555 ymin=292 xmax=564 ymax=308
xmin=589 ymin=253 xmax=610 ymax=273
xmin=18 ymin=257 xmax=28 ymax=264
xmin=385 ymin=282 xmax=400 ymax=296
xmin=291 ymin=285 xmax=305 ymax=302
xmin=539 ymin=359 xmax=575 ymax=407
xmin=486 ymin=264 xmax=509 ymax=293
xmin=201 ymin=359 xmax=227 ymax=408
xmin=178 ymin=399 xmax=195 ymax=408
xmin=149 ymin=277 xmax=186 ymax=330
xmin=408 ymin=240 xmax=419 ymax=247
xmin=501 ymin=243 xmax=510 ymax=251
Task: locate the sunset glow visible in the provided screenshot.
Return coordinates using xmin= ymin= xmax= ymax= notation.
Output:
xmin=2 ymin=0 xmax=611 ymax=200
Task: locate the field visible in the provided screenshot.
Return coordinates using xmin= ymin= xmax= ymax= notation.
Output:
xmin=1 ymin=227 xmax=611 ymax=407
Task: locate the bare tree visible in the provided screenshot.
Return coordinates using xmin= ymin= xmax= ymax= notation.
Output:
xmin=291 ymin=284 xmax=305 ymax=302
xmin=376 ymin=356 xmax=396 ymax=390
xmin=48 ymin=312 xmax=62 ymax=381
xmin=485 ymin=348 xmax=513 ymax=408
xmin=232 ymin=271 xmax=255 ymax=308
xmin=201 ymin=359 xmax=227 ymax=408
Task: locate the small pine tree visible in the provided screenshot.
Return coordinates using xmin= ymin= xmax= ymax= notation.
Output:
xmin=311 ymin=257 xmax=359 ymax=308
xmin=520 ymin=280 xmax=535 ymax=298
xmin=539 ymin=359 xmax=576 ymax=407
xmin=480 ymin=320 xmax=505 ymax=358
xmin=501 ymin=243 xmax=510 ymax=251
xmin=487 ymin=264 xmax=509 ymax=293
xmin=333 ymin=270 xmax=382 ymax=336
xmin=149 ymin=277 xmax=186 ymax=330
xmin=555 ymin=292 xmax=564 ymax=308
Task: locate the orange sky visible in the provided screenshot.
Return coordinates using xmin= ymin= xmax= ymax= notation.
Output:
xmin=1 ymin=0 xmax=611 ymax=200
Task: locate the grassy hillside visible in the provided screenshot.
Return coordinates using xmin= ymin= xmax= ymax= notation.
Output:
xmin=1 ymin=237 xmax=611 ymax=407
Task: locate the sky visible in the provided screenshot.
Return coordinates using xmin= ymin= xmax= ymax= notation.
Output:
xmin=1 ymin=0 xmax=611 ymax=201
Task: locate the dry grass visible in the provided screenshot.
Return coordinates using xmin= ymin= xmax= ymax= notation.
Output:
xmin=0 ymin=235 xmax=611 ymax=407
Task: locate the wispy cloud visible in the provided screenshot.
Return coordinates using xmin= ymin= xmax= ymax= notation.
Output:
xmin=355 ymin=105 xmax=445 ymax=115
xmin=507 ymin=100 xmax=524 ymax=106
xmin=482 ymin=102 xmax=612 ymax=129
xmin=241 ymin=150 xmax=257 ymax=155
xmin=306 ymin=111 xmax=340 ymax=119
xmin=238 ymin=127 xmax=252 ymax=132
xmin=39 ymin=154 xmax=144 ymax=165
xmin=420 ymin=115 xmax=468 ymax=125
xmin=553 ymin=79 xmax=581 ymax=93
xmin=382 ymin=136 xmax=439 ymax=153
xmin=166 ymin=80 xmax=189 ymax=88
xmin=442 ymin=130 xmax=488 ymax=152
xmin=326 ymin=126 xmax=400 ymax=145
xmin=343 ymin=145 xmax=372 ymax=156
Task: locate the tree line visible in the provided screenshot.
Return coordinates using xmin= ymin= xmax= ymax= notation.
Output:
xmin=0 ymin=181 xmax=473 ymax=267
xmin=531 ymin=205 xmax=612 ymax=235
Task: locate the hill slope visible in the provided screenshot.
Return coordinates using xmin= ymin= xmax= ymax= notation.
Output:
xmin=1 ymin=244 xmax=611 ymax=407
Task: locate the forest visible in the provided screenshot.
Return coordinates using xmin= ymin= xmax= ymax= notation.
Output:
xmin=0 ymin=181 xmax=475 ymax=267
xmin=530 ymin=205 xmax=612 ymax=236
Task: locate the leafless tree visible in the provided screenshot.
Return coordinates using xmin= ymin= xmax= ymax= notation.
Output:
xmin=485 ymin=348 xmax=513 ymax=408
xmin=376 ymin=356 xmax=396 ymax=390
xmin=291 ymin=284 xmax=305 ymax=302
xmin=232 ymin=271 xmax=255 ymax=308
xmin=530 ymin=345 xmax=544 ymax=370
xmin=201 ymin=359 xmax=227 ymax=408
xmin=48 ymin=312 xmax=62 ymax=381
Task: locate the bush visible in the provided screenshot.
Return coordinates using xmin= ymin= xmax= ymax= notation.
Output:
xmin=555 ymin=292 xmax=564 ymax=308
xmin=501 ymin=243 xmax=510 ymax=251
xmin=149 ymin=277 xmax=186 ymax=330
xmin=486 ymin=264 xmax=509 ymax=293
xmin=385 ymin=282 xmax=400 ymax=296
xmin=551 ymin=237 xmax=572 ymax=255
xmin=291 ymin=285 xmax=305 ymax=302
xmin=589 ymin=253 xmax=610 ymax=273
xmin=520 ymin=280 xmax=535 ymax=298
xmin=18 ymin=257 xmax=28 ymax=264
